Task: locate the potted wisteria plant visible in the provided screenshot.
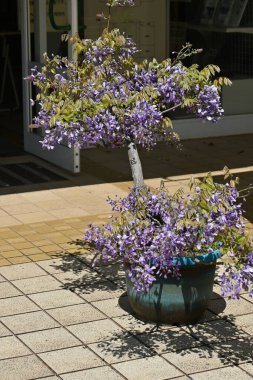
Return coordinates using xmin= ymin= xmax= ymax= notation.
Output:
xmin=29 ymin=0 xmax=253 ymax=323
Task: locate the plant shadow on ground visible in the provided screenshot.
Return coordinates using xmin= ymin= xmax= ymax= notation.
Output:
xmin=50 ymin=249 xmax=126 ymax=296
xmin=50 ymin=250 xmax=252 ymax=366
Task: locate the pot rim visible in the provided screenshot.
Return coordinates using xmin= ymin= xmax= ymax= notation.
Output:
xmin=147 ymin=248 xmax=221 ymax=267
xmin=171 ymin=249 xmax=221 ymax=266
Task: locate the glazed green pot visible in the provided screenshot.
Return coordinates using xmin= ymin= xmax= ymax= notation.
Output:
xmin=126 ymin=250 xmax=220 ymax=324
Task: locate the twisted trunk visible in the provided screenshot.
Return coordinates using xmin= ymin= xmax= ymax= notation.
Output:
xmin=128 ymin=142 xmax=144 ymax=189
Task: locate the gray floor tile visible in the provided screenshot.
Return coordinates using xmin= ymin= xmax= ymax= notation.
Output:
xmin=79 ymin=281 xmax=124 ymax=302
xmin=67 ymin=319 xmax=124 ymax=344
xmin=28 ymin=289 xmax=84 ymax=309
xmin=163 ymin=346 xmax=228 ymax=375
xmin=113 ymin=314 xmax=157 ymax=335
xmin=39 ymin=346 xmax=103 ymax=374
xmin=37 ymin=259 xmax=71 ymax=274
xmin=47 ymin=304 xmax=105 ymax=325
xmin=0 ymin=321 xmax=12 ymax=337
xmin=191 ymin=365 xmax=253 ymax=379
xmin=0 ymin=336 xmax=31 ymax=359
xmin=12 ymin=275 xmax=62 ymax=294
xmin=138 ymin=328 xmax=201 ymax=354
xmin=113 ymin=355 xmax=183 ymax=380
xmin=0 ymin=282 xmax=22 ymax=298
xmin=183 ymin=319 xmax=248 ymax=344
xmin=0 ymin=263 xmax=47 ymax=280
xmin=61 ymin=366 xmax=124 ymax=380
xmin=0 ymin=296 xmax=39 ymax=317
xmin=208 ymin=297 xmax=253 ymax=317
xmin=1 ymin=310 xmax=59 ymax=334
xmin=239 ymin=363 xmax=253 ymax=376
xmin=37 ymin=377 xmax=60 ymax=380
xmin=92 ymin=296 xmax=131 ymax=318
xmin=229 ymin=313 xmax=253 ymax=335
xmin=18 ymin=327 xmax=81 ymax=353
xmin=211 ymin=337 xmax=253 ymax=364
xmin=0 ymin=355 xmax=53 ymax=379
xmin=54 ymin=268 xmax=104 ymax=285
xmin=89 ymin=334 xmax=152 ymax=363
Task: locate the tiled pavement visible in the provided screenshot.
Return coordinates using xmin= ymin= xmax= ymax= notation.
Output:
xmin=0 ymin=135 xmax=253 ymax=379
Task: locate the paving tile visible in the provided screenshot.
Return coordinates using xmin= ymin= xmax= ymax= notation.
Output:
xmin=113 ymin=355 xmax=183 ymax=380
xmin=239 ymin=363 xmax=253 ymax=376
xmin=1 ymin=250 xmax=23 ymax=258
xmin=113 ymin=315 xmax=157 ymax=335
xmin=163 ymin=346 xmax=229 ymax=375
xmin=183 ymin=319 xmax=248 ymax=344
xmin=29 ymin=253 xmax=51 ymax=261
xmin=0 ymin=274 xmax=5 ymax=282
xmin=47 ymin=304 xmax=104 ymax=325
xmin=0 ymin=282 xmax=22 ymax=298
xmin=138 ymin=328 xmax=201 ymax=354
xmin=11 ymin=242 xmax=34 ymax=250
xmin=211 ymin=337 xmax=253 ymax=364
xmin=28 ymin=289 xmax=84 ymax=309
xmin=241 ymin=295 xmax=253 ymax=303
xmin=0 ymin=355 xmax=53 ymax=379
xmin=0 ymin=296 xmax=39 ymax=317
xmin=6 ymin=237 xmax=26 ymax=244
xmin=89 ymin=334 xmax=152 ymax=364
xmin=40 ymin=244 xmax=62 ymax=253
xmin=0 ymin=216 xmax=21 ymax=227
xmin=230 ymin=313 xmax=253 ymax=335
xmin=21 ymin=190 xmax=61 ymax=202
xmin=67 ymin=319 xmax=124 ymax=344
xmin=18 ymin=327 xmax=81 ymax=353
xmin=0 ymin=230 xmax=20 ymax=239
xmin=0 ymin=336 xmax=31 ymax=359
xmin=37 ymin=258 xmax=67 ymax=274
xmin=12 ymin=275 xmax=62 ymax=294
xmin=91 ymin=296 xmax=131 ymax=318
xmin=208 ymin=297 xmax=253 ymax=317
xmin=9 ymin=257 xmax=31 ymax=264
xmin=0 ymin=262 xmax=47 ymax=280
xmin=14 ymin=212 xmax=57 ymax=224
xmin=39 ymin=346 xmax=103 ymax=374
xmin=32 ymin=239 xmax=53 ymax=247
xmin=54 ymin=268 xmax=104 ymax=284
xmin=49 ymin=208 xmax=89 ymax=219
xmin=0 ymin=258 xmax=11 ymax=266
xmin=20 ymin=247 xmax=43 ymax=255
xmin=191 ymin=365 xmax=253 ymax=379
xmin=0 ymin=243 xmax=15 ymax=252
xmin=79 ymin=281 xmax=124 ymax=302
xmin=0 ymin=321 xmax=12 ymax=337
xmin=1 ymin=203 xmax=42 ymax=215
xmin=61 ymin=366 xmax=124 ymax=380
xmin=34 ymin=377 xmax=59 ymax=380
xmin=1 ymin=310 xmax=59 ymax=334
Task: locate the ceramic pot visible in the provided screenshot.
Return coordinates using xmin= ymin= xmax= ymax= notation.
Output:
xmin=125 ymin=250 xmax=220 ymax=324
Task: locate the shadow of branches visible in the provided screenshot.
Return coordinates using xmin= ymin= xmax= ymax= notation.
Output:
xmin=49 ymin=251 xmax=126 ymax=297
xmin=48 ymin=251 xmax=252 ymax=366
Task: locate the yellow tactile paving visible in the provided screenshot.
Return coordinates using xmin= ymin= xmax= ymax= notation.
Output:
xmin=0 ymin=216 xmax=93 ymax=265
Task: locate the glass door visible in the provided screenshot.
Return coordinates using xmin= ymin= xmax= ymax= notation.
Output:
xmin=20 ymin=0 xmax=80 ymax=173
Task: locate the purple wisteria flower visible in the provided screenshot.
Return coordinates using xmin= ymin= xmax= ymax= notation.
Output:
xmin=84 ymin=174 xmax=253 ymax=296
xmin=29 ymin=24 xmax=225 ymax=151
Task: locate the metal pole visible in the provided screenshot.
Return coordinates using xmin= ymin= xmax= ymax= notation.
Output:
xmin=68 ymin=0 xmax=80 ymax=173
xmin=20 ymin=0 xmax=32 ymax=150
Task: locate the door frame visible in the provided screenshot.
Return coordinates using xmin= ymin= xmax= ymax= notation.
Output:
xmin=20 ymin=0 xmax=80 ymax=173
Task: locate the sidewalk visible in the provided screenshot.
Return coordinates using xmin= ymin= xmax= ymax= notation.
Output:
xmin=0 ymin=135 xmax=252 ymax=379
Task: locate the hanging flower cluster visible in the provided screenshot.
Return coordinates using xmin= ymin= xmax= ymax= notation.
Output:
xmin=28 ymin=8 xmax=226 ymax=151
xmin=84 ymin=173 xmax=253 ymax=297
